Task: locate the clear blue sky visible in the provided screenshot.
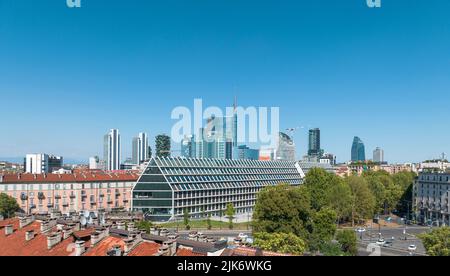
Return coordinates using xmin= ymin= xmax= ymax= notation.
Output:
xmin=1 ymin=0 xmax=449 ymax=163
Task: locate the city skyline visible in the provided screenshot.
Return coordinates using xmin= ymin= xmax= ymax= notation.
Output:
xmin=1 ymin=1 xmax=450 ymax=163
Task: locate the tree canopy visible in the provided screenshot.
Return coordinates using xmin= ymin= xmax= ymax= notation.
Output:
xmin=0 ymin=193 xmax=20 ymax=218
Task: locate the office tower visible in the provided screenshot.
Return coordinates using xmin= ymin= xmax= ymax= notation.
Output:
xmin=25 ymin=154 xmax=63 ymax=174
xmin=132 ymin=132 xmax=149 ymax=165
xmin=351 ymin=136 xmax=366 ymax=162
xmin=156 ymin=134 xmax=171 ymax=157
xmin=308 ymin=128 xmax=323 ymax=158
xmin=192 ymin=99 xmax=238 ymax=160
xmin=233 ymin=145 xmax=259 ymax=160
xmin=104 ymin=129 xmax=121 ymax=171
xmin=276 ymin=132 xmax=296 ymax=161
xmin=373 ymin=147 xmax=385 ymax=163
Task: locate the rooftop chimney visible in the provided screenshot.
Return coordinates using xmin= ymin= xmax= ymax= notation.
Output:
xmin=158 ymin=244 xmax=170 ymax=256
xmin=116 ymin=221 xmax=126 ymax=230
xmin=62 ymin=226 xmax=74 ymax=240
xmin=4 ymin=224 xmax=13 ymax=236
xmin=47 ymin=232 xmax=62 ymax=250
xmin=107 ymin=245 xmax=123 ymax=256
xmin=75 ymin=240 xmax=86 ymax=256
xmin=19 ymin=215 xmax=35 ymax=229
xmin=25 ymin=230 xmax=35 ymax=241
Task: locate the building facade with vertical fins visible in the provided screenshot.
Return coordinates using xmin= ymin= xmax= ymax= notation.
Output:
xmin=132 ymin=157 xmax=304 ymax=222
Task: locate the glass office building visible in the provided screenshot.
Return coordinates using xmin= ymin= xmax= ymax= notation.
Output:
xmin=132 ymin=157 xmax=304 ymax=222
xmin=351 ymin=136 xmax=366 ymax=162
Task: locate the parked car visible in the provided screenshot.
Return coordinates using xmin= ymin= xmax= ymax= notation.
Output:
xmin=355 ymin=227 xmax=366 ymax=233
xmin=376 ymin=239 xmax=386 ymax=246
xmin=408 ymin=245 xmax=417 ymax=251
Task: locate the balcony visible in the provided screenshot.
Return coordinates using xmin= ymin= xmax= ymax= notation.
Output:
xmin=62 ymin=202 xmax=69 ymax=207
xmin=55 ymin=195 xmax=61 ymax=200
xmin=70 ymin=194 xmax=76 ymax=199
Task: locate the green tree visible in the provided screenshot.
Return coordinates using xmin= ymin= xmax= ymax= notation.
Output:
xmin=252 ymin=184 xmax=311 ymax=239
xmin=226 ymin=203 xmax=235 ymax=230
xmin=136 ymin=220 xmax=153 ymax=234
xmin=304 ymin=168 xmax=340 ymax=211
xmin=336 ymin=230 xmax=358 ymax=256
xmin=155 ymin=134 xmax=171 ymax=157
xmin=0 ymin=193 xmax=20 ymax=218
xmin=253 ymin=232 xmax=306 ymax=255
xmin=327 ymin=180 xmax=352 ymax=224
xmin=418 ymin=227 xmax=450 ymax=256
xmin=346 ymin=176 xmax=375 ymax=226
xmin=206 ymin=213 xmax=212 ymax=230
xmin=318 ymin=242 xmax=346 ymax=256
xmin=308 ymin=208 xmax=337 ymax=252
xmin=183 ymin=208 xmax=190 ymax=230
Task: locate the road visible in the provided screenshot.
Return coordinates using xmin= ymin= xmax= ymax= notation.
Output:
xmin=355 ymin=225 xmax=430 ymax=256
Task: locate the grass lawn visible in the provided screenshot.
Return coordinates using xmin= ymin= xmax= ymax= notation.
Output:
xmin=159 ymin=219 xmax=252 ymax=231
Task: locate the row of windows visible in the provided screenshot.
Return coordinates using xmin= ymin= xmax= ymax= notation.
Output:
xmin=153 ymin=157 xmax=296 ymax=169
xmin=159 ymin=167 xmax=298 ymax=176
xmin=0 ymin=182 xmax=133 ymax=191
xmin=419 ymin=175 xmax=450 ymax=182
xmin=166 ymin=173 xmax=299 ymax=183
xmin=174 ymin=188 xmax=258 ymax=198
xmin=170 ymin=180 xmax=301 ymax=191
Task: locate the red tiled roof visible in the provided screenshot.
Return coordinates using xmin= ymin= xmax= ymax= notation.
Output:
xmin=176 ymin=248 xmax=207 ymax=257
xmin=1 ymin=172 xmax=139 ymax=184
xmin=127 ymin=242 xmax=160 ymax=257
xmin=0 ymin=219 xmax=75 ymax=256
xmin=84 ymin=236 xmax=125 ymax=256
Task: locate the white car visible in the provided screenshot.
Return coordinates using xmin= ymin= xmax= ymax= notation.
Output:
xmin=238 ymin=233 xmax=248 ymax=240
xmin=408 ymin=245 xmax=417 ymax=251
xmin=355 ymin=227 xmax=366 ymax=233
xmin=376 ymin=239 xmax=386 ymax=246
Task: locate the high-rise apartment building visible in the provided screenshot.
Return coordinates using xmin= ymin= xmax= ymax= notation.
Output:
xmin=373 ymin=147 xmax=385 ymax=163
xmin=132 ymin=132 xmax=149 ymax=165
xmin=104 ymin=129 xmax=121 ymax=171
xmin=276 ymin=132 xmax=296 ymax=161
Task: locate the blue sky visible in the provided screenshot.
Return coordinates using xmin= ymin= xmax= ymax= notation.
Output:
xmin=1 ymin=0 xmax=449 ymax=163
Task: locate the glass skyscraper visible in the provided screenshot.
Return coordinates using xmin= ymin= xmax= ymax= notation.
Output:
xmin=308 ymin=128 xmax=323 ymax=157
xmin=351 ymin=136 xmax=366 ymax=162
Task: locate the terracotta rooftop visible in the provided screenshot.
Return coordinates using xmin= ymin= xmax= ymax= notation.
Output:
xmin=0 ymin=172 xmax=139 ymax=184
xmin=176 ymin=248 xmax=207 ymax=257
xmin=84 ymin=236 xmax=125 ymax=256
xmin=0 ymin=218 xmax=74 ymax=256
xmin=127 ymin=241 xmax=160 ymax=257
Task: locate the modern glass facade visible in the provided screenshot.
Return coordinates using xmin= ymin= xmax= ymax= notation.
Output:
xmin=308 ymin=128 xmax=323 ymax=157
xmin=351 ymin=136 xmax=366 ymax=162
xmin=276 ymin=132 xmax=296 ymax=161
xmin=132 ymin=157 xmax=304 ymax=222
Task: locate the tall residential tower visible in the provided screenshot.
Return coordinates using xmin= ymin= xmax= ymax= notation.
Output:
xmin=104 ymin=129 xmax=121 ymax=171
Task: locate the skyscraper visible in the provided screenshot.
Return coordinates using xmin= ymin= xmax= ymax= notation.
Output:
xmin=276 ymin=132 xmax=296 ymax=161
xmin=132 ymin=132 xmax=149 ymax=165
xmin=104 ymin=129 xmax=121 ymax=171
xmin=308 ymin=128 xmax=323 ymax=158
xmin=373 ymin=147 xmax=385 ymax=164
xmin=351 ymin=136 xmax=366 ymax=162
